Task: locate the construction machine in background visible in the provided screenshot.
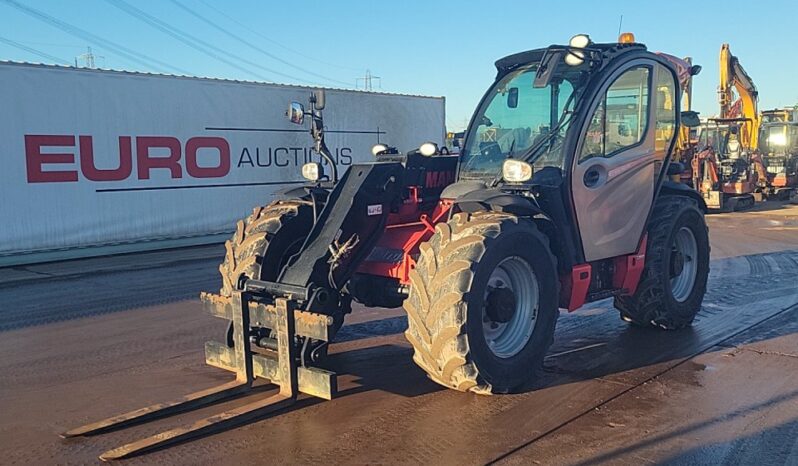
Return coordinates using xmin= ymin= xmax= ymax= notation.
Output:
xmin=64 ymin=33 xmax=710 ymax=461
xmin=656 ymin=53 xmax=702 ymax=184
xmin=445 ymin=130 xmax=465 ymax=154
xmin=759 ymin=107 xmax=798 ymax=197
xmin=718 ymin=44 xmax=760 ymax=146
xmin=691 ymin=43 xmax=767 ymax=211
xmin=693 ymin=117 xmax=767 ymax=210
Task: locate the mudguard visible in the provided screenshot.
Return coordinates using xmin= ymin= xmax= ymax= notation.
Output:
xmin=659 ymin=181 xmax=708 ymax=212
xmin=272 ymin=185 xmax=313 ymax=201
xmin=445 ymin=183 xmax=549 ymax=218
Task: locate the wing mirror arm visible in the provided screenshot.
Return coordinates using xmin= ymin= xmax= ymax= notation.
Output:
xmin=310 ymin=108 xmax=338 ymax=183
xmin=287 ymin=91 xmax=338 ymax=183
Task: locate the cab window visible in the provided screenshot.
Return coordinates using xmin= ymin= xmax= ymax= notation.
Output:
xmin=580 ymin=67 xmax=650 ymax=161
xmin=654 ymin=64 xmax=677 ymax=151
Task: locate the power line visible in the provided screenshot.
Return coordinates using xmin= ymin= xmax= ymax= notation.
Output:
xmin=0 ymin=0 xmax=193 ymax=75
xmin=169 ymin=0 xmax=352 ymax=87
xmin=196 ymin=0 xmax=360 ymax=73
xmin=4 ymin=39 xmax=84 ymax=49
xmin=106 ymin=0 xmax=317 ymax=84
xmin=0 ymin=35 xmax=71 ymax=65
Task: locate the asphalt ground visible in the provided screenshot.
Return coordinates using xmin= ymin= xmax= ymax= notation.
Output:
xmin=0 ymin=201 xmax=796 ymax=465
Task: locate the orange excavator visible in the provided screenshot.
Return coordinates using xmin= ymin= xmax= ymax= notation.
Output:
xmin=692 ymin=43 xmax=767 ymax=211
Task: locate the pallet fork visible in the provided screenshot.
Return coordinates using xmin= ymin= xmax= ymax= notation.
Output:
xmin=63 ymin=160 xmax=406 ymax=460
xmin=62 ymin=283 xmax=337 ymax=461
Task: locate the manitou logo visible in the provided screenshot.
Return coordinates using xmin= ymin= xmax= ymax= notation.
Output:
xmin=425 ymin=170 xmax=455 ymax=188
xmin=25 ymin=135 xmax=231 ymax=183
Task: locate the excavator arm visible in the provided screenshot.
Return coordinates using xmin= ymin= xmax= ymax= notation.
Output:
xmin=719 ymin=43 xmax=761 ymax=148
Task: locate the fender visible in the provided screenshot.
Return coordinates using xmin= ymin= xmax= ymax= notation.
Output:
xmin=272 ymin=185 xmax=313 ymax=201
xmin=659 ymin=180 xmax=708 ymax=212
xmin=446 ymin=184 xmax=549 ymax=218
xmin=272 ymin=184 xmax=332 ymax=204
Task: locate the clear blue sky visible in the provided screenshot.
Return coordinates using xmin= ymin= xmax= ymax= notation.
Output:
xmin=2 ymin=0 xmax=797 ymax=131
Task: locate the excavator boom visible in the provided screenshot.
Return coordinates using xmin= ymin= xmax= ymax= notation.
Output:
xmin=719 ymin=43 xmax=761 ymax=148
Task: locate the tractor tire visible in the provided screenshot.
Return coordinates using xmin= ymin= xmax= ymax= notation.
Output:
xmin=614 ymin=195 xmax=710 ymax=329
xmin=219 ymin=200 xmax=314 ymax=296
xmin=219 ymin=200 xmax=315 ymax=348
xmin=403 ymin=212 xmax=559 ymax=394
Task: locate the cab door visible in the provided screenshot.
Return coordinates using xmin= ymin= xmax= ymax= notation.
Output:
xmin=571 ymin=60 xmax=677 ymax=261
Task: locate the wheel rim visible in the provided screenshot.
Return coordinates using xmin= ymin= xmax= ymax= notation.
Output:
xmin=482 ymin=256 xmax=539 ymax=358
xmin=670 ymin=227 xmax=698 ymax=303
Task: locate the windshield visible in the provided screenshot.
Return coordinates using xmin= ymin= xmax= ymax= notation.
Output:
xmin=699 ymin=124 xmax=741 ymax=157
xmin=459 ymin=65 xmax=579 ymax=180
xmin=759 ymin=124 xmax=798 ymax=155
xmin=698 ymin=125 xmax=725 ymax=153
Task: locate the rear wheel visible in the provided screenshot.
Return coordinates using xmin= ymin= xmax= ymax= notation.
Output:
xmin=614 ymin=195 xmax=710 ymax=329
xmin=403 ymin=212 xmax=559 ymax=394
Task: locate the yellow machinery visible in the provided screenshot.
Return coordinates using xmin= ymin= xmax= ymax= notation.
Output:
xmin=656 ymin=53 xmax=702 ymax=183
xmin=689 ymin=43 xmax=768 ymax=210
xmin=718 ymin=43 xmax=761 ymax=150
xmin=759 ymin=107 xmax=798 ymax=194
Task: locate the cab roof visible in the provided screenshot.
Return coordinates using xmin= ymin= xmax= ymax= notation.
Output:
xmin=495 ymin=42 xmax=648 ymax=74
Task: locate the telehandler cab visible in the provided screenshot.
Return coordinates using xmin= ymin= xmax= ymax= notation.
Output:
xmin=64 ymin=33 xmax=710 ymax=460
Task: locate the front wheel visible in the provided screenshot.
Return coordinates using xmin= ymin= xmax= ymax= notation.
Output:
xmin=614 ymin=195 xmax=710 ymax=329
xmin=403 ymin=212 xmax=559 ymax=394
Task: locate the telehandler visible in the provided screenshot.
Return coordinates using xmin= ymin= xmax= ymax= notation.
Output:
xmin=64 ymin=33 xmax=710 ymax=460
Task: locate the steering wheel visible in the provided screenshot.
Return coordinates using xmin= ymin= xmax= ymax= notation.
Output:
xmin=478 ymin=141 xmax=505 ymax=164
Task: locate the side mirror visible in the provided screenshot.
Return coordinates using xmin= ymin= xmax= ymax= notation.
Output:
xmin=507 ymin=87 xmax=519 ymax=108
xmin=287 ymin=102 xmax=305 ymax=125
xmin=313 ymin=89 xmax=326 ymax=110
xmin=666 ymin=161 xmax=685 ymax=175
xmin=689 ymin=64 xmax=702 ymax=76
xmin=681 ymin=111 xmax=700 ymax=128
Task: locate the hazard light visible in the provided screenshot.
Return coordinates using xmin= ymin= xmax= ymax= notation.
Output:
xmin=618 ymin=32 xmax=636 ymax=44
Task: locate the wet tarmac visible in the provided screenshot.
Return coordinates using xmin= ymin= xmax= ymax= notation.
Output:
xmin=0 ymin=201 xmax=797 ymax=465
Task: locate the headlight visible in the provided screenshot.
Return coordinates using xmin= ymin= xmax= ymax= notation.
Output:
xmin=565 ymin=51 xmax=585 ymax=66
xmin=566 ymin=34 xmax=591 ymax=66
xmin=371 ymin=143 xmax=389 ymax=156
xmin=419 ymin=142 xmax=438 ymax=157
xmin=301 ymin=162 xmax=323 ymax=181
xmin=569 ymin=34 xmax=591 ymax=48
xmin=502 ymin=159 xmax=533 ymax=183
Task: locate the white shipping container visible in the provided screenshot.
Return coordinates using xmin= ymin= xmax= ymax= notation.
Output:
xmin=0 ymin=62 xmax=445 ymax=265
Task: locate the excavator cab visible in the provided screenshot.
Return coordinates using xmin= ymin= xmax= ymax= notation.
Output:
xmin=758 ymin=109 xmax=798 ymax=194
